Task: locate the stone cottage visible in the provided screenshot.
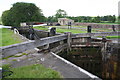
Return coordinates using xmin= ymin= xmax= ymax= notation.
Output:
xmin=58 ymin=18 xmax=74 ymax=25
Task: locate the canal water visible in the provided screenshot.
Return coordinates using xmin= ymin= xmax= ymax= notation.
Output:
xmin=58 ymin=46 xmax=120 ymax=79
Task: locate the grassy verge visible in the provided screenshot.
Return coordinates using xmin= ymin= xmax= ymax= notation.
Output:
xmin=34 ymin=26 xmax=48 ymax=31
xmin=0 ymin=28 xmax=23 ymax=47
xmin=2 ymin=53 xmax=28 ymax=60
xmin=56 ymin=28 xmax=86 ymax=33
xmin=3 ymin=64 xmax=62 ymax=78
xmin=34 ymin=26 xmax=120 ymax=39
xmin=96 ymin=23 xmax=118 ymax=25
xmin=34 ymin=26 xmax=86 ymax=33
xmin=106 ymin=36 xmax=120 ymax=39
xmin=34 ymin=26 xmax=113 ymax=33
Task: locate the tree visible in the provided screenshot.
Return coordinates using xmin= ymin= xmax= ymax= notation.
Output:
xmin=2 ymin=2 xmax=45 ymax=27
xmin=118 ymin=16 xmax=120 ymax=24
xmin=0 ymin=17 xmax=1 ymax=24
xmin=1 ymin=10 xmax=12 ymax=26
xmin=47 ymin=16 xmax=57 ymax=22
xmin=93 ymin=16 xmax=101 ymax=23
xmin=112 ymin=15 xmax=116 ymax=23
xmin=55 ymin=9 xmax=67 ymax=18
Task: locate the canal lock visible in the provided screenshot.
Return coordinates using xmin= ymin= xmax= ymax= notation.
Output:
xmin=58 ymin=43 xmax=120 ymax=79
xmin=17 ymin=26 xmax=120 ymax=79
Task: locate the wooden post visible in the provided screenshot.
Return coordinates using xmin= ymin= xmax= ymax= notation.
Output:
xmin=101 ymin=36 xmax=107 ymax=61
xmin=86 ymin=25 xmax=92 ymax=46
xmin=112 ymin=25 xmax=116 ymax=32
xmin=65 ymin=32 xmax=72 ymax=52
xmin=87 ymin=25 xmax=92 ymax=33
xmin=48 ymin=32 xmax=50 ymax=37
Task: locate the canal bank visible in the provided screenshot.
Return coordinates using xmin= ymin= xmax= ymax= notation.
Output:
xmin=1 ymin=25 xmax=119 ymax=79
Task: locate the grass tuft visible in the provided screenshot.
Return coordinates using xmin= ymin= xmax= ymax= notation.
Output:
xmin=5 ymin=64 xmax=62 ymax=78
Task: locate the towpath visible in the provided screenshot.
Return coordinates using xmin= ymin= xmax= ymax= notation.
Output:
xmin=2 ymin=49 xmax=100 ymax=79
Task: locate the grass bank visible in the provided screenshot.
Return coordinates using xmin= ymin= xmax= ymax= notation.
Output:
xmin=106 ymin=36 xmax=120 ymax=39
xmin=3 ymin=64 xmax=62 ymax=78
xmin=34 ymin=26 xmax=120 ymax=39
xmin=34 ymin=26 xmax=113 ymax=33
xmin=0 ymin=28 xmax=23 ymax=47
xmin=34 ymin=26 xmax=87 ymax=33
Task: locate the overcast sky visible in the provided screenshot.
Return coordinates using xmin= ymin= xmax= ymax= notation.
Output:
xmin=0 ymin=0 xmax=119 ymax=17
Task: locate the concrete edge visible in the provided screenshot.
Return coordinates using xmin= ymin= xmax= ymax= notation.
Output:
xmin=51 ymin=52 xmax=101 ymax=79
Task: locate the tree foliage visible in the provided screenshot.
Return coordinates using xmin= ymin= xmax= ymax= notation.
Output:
xmin=47 ymin=14 xmax=117 ymax=23
xmin=47 ymin=16 xmax=56 ymax=22
xmin=2 ymin=2 xmax=45 ymax=27
xmin=66 ymin=15 xmax=116 ymax=23
xmin=55 ymin=9 xmax=67 ymax=18
xmin=118 ymin=16 xmax=120 ymax=23
xmin=1 ymin=10 xmax=12 ymax=26
xmin=46 ymin=9 xmax=67 ymax=22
